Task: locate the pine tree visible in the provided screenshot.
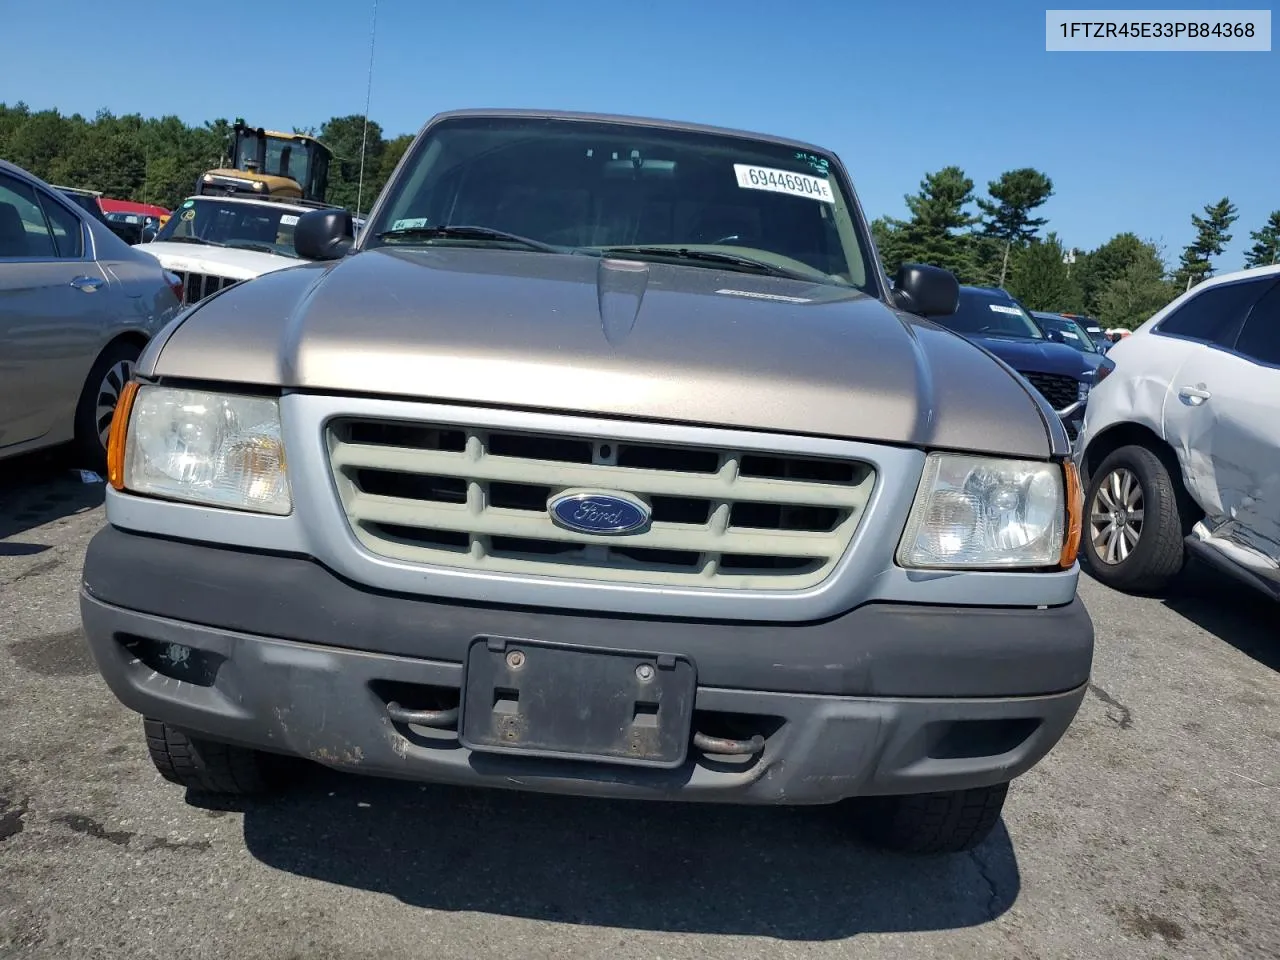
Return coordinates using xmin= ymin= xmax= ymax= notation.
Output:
xmin=1243 ymin=211 xmax=1280 ymax=268
xmin=870 ymin=216 xmax=904 ymax=275
xmin=1174 ymin=197 xmax=1238 ymax=291
xmin=977 ymin=168 xmax=1054 ymax=287
xmin=883 ymin=166 xmax=980 ymax=282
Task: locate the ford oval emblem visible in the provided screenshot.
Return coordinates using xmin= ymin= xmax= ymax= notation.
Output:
xmin=548 ymin=490 xmax=651 ymax=536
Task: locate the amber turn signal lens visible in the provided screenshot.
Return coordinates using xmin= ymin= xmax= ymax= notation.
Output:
xmin=106 ymin=380 xmax=139 ymax=491
xmin=1060 ymin=460 xmax=1083 ymax=568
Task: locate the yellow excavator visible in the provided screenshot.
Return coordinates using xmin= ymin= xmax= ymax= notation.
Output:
xmin=195 ymin=119 xmax=334 ymax=204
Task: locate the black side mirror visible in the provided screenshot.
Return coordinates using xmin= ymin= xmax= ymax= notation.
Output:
xmin=891 ymin=263 xmax=959 ymax=317
xmin=295 ymin=208 xmax=354 ymax=261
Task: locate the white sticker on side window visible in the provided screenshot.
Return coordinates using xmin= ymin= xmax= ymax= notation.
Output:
xmin=988 ymin=304 xmax=1023 ymax=315
xmin=279 ymin=214 xmax=299 ymax=226
xmin=733 ymin=164 xmax=834 ymax=203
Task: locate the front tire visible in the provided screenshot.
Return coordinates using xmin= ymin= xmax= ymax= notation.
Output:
xmin=1083 ymin=444 xmax=1188 ymax=592
xmin=73 ymin=340 xmax=141 ymax=473
xmin=854 ymin=783 xmax=1008 ymax=854
xmin=144 ymin=719 xmax=281 ymax=796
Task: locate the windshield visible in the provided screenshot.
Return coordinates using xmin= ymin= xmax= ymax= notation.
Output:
xmin=1075 ymin=318 xmax=1108 ymax=340
xmin=153 ymin=198 xmax=303 ymax=257
xmin=1035 ymin=314 xmax=1098 ymax=353
xmin=264 ymin=136 xmax=312 ymax=182
xmin=937 ymin=290 xmax=1045 ymax=339
xmin=234 ymin=132 xmax=309 ymax=181
xmin=364 ymin=115 xmax=874 ymax=290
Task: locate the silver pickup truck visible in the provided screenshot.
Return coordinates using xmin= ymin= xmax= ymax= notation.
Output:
xmin=80 ymin=110 xmax=1093 ymax=854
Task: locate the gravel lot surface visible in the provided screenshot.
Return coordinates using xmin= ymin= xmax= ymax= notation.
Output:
xmin=2 ymin=452 xmax=1277 ymax=960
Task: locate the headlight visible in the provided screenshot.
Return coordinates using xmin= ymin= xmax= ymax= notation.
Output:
xmin=121 ymin=386 xmax=291 ymax=515
xmin=897 ymin=453 xmax=1066 ymax=569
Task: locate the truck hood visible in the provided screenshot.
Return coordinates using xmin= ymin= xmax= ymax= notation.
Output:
xmin=145 ymin=246 xmax=1057 ymax=457
xmin=138 ymin=241 xmax=302 ymax=280
xmin=964 ymin=333 xmax=1097 ymax=381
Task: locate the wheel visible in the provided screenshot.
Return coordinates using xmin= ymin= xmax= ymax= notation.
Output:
xmin=1083 ymin=444 xmax=1188 ymax=592
xmin=854 ymin=783 xmax=1008 ymax=854
xmin=73 ymin=340 xmax=142 ymax=472
xmin=143 ymin=719 xmax=280 ymax=796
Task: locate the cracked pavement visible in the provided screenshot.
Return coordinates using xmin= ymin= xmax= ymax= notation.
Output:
xmin=1 ymin=454 xmax=1277 ymax=959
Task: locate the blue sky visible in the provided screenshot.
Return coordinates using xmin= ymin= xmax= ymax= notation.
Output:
xmin=2 ymin=0 xmax=1274 ymax=268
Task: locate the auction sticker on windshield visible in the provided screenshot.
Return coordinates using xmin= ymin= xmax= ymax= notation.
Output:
xmin=734 ymin=164 xmax=834 ymax=203
xmin=989 ymin=304 xmax=1024 ymax=315
xmin=279 ymin=215 xmax=299 ymax=226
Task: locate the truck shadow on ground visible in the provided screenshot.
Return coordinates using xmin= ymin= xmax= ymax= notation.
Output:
xmin=0 ymin=448 xmax=104 ymax=549
xmin=1079 ymin=555 xmax=1278 ymax=674
xmin=1159 ymin=559 xmax=1280 ymax=674
xmin=219 ymin=772 xmax=1020 ymax=939
xmin=1167 ymin=560 xmax=1274 ymax=670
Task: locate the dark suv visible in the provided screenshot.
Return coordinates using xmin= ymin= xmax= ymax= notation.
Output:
xmin=933 ymin=286 xmax=1109 ymax=440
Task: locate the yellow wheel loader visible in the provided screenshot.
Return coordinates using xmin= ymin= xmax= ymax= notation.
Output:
xmin=196 ymin=120 xmax=333 ymax=204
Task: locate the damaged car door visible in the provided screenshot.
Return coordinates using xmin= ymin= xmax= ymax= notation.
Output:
xmin=1162 ymin=274 xmax=1280 ymax=584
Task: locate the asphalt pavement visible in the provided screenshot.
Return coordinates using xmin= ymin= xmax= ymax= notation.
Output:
xmin=1 ymin=451 xmax=1277 ymax=960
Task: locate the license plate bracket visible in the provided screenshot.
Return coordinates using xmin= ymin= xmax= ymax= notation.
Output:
xmin=459 ymin=637 xmax=696 ymax=768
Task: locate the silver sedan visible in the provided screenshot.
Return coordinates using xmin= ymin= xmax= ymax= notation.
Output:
xmin=0 ymin=160 xmax=182 ymax=470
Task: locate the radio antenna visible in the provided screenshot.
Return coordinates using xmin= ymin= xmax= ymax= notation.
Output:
xmin=355 ymin=0 xmax=378 ymax=219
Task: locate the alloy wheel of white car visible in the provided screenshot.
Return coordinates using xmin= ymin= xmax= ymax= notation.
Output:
xmin=1090 ymin=467 xmax=1145 ymax=564
xmin=1082 ymin=444 xmax=1189 ymax=592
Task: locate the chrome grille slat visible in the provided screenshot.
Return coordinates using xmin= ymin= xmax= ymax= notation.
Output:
xmin=327 ymin=418 xmax=876 ymax=590
xmin=347 ymin=492 xmax=845 ymax=557
xmin=330 ymin=441 xmax=867 ymax=507
xmin=174 ymin=270 xmax=236 ymax=305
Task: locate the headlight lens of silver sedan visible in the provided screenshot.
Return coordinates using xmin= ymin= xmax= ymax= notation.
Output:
xmin=897 ymin=453 xmax=1065 ymax=569
xmin=122 ymin=386 xmax=291 ymax=515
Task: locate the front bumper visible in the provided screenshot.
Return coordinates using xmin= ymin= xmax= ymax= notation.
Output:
xmin=80 ymin=526 xmax=1093 ymax=804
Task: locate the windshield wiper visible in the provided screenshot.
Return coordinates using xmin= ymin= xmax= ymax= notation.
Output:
xmin=595 ymin=246 xmax=821 ymax=282
xmin=225 ymin=242 xmax=279 ymax=255
xmin=163 ymin=236 xmax=227 ymax=247
xmin=374 ymin=224 xmax=560 ymax=253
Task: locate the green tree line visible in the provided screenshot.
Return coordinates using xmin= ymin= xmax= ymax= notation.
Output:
xmin=873 ymin=167 xmax=1278 ymax=329
xmin=0 ymin=102 xmax=414 ymax=219
xmin=4 ymin=101 xmax=1278 ymax=329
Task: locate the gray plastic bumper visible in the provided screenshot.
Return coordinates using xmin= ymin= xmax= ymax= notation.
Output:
xmin=81 ymin=527 xmax=1094 ymax=699
xmin=82 ymin=590 xmax=1086 ymax=803
xmin=78 ymin=527 xmax=1092 ymax=803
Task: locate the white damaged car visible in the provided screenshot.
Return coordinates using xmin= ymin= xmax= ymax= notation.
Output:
xmin=139 ymin=195 xmax=321 ymax=304
xmin=1075 ymin=263 xmax=1280 ymax=598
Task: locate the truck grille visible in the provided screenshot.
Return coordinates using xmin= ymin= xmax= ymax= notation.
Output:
xmin=1019 ymin=371 xmax=1079 ymax=411
xmin=326 ymin=418 xmax=876 ymax=590
xmin=175 ymin=270 xmax=238 ymax=305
